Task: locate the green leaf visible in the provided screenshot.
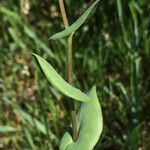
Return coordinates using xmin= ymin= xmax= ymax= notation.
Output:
xmin=17 ymin=109 xmax=58 ymax=141
xmin=0 ymin=126 xmax=18 ymax=133
xmin=24 ymin=127 xmax=36 ymax=150
xmin=32 ymin=53 xmax=91 ymax=102
xmin=8 ymin=27 xmax=27 ymax=50
xmin=0 ymin=7 xmax=20 ymax=22
xmin=50 ymin=0 xmax=100 ymax=40
xmin=23 ymin=25 xmax=54 ymax=58
xmin=60 ymin=86 xmax=103 ymax=150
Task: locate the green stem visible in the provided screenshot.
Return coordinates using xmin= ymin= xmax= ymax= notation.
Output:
xmin=58 ymin=0 xmax=78 ymax=141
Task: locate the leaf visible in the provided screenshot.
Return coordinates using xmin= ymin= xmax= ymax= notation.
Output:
xmin=50 ymin=0 xmax=100 ymax=40
xmin=17 ymin=109 xmax=58 ymax=141
xmin=0 ymin=7 xmax=20 ymax=22
xmin=23 ymin=25 xmax=54 ymax=57
xmin=8 ymin=27 xmax=27 ymax=50
xmin=60 ymin=86 xmax=103 ymax=150
xmin=32 ymin=53 xmax=91 ymax=102
xmin=24 ymin=127 xmax=36 ymax=150
xmin=0 ymin=7 xmax=54 ymax=58
xmin=0 ymin=126 xmax=18 ymax=133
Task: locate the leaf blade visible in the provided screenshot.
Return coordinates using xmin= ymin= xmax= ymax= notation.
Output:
xmin=0 ymin=126 xmax=18 ymax=133
xmin=32 ymin=53 xmax=91 ymax=102
xmin=50 ymin=0 xmax=100 ymax=40
xmin=60 ymin=86 xmax=103 ymax=150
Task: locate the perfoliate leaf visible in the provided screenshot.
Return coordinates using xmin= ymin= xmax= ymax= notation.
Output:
xmin=50 ymin=0 xmax=100 ymax=40
xmin=32 ymin=53 xmax=91 ymax=102
xmin=60 ymin=86 xmax=103 ymax=150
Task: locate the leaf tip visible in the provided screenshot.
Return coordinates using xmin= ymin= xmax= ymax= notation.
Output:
xmin=31 ymin=52 xmax=37 ymax=58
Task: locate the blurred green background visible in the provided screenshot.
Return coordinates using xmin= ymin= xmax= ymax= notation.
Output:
xmin=0 ymin=0 xmax=150 ymax=149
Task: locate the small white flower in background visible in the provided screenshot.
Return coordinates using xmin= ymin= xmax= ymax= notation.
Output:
xmin=83 ymin=25 xmax=89 ymax=32
xmin=50 ymin=5 xmax=59 ymax=18
xmin=122 ymin=134 xmax=127 ymax=140
xmin=20 ymin=0 xmax=30 ymax=15
xmin=22 ymin=65 xmax=30 ymax=76
xmin=103 ymin=32 xmax=110 ymax=41
xmin=103 ymin=32 xmax=111 ymax=47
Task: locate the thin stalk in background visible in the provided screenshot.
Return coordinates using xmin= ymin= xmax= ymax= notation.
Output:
xmin=116 ymin=0 xmax=131 ymax=49
xmin=58 ymin=0 xmax=78 ymax=141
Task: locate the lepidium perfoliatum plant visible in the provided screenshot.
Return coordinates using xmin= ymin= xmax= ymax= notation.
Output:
xmin=32 ymin=0 xmax=103 ymax=149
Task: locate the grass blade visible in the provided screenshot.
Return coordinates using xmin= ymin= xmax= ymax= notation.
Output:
xmin=24 ymin=127 xmax=36 ymax=150
xmin=0 ymin=126 xmax=18 ymax=133
xmin=0 ymin=7 xmax=20 ymax=22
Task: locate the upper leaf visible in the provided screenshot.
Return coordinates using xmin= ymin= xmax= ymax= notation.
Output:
xmin=32 ymin=53 xmax=91 ymax=102
xmin=50 ymin=0 xmax=100 ymax=40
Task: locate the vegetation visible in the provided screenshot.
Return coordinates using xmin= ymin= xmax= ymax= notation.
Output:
xmin=0 ymin=0 xmax=150 ymax=149
xmin=33 ymin=54 xmax=102 ymax=150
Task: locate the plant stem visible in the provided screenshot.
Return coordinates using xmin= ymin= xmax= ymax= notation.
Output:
xmin=58 ymin=0 xmax=69 ymax=28
xmin=58 ymin=0 xmax=78 ymax=142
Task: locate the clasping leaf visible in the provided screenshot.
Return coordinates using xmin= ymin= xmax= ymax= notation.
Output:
xmin=50 ymin=0 xmax=100 ymax=40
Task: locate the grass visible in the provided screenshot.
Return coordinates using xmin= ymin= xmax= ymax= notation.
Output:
xmin=0 ymin=0 xmax=150 ymax=149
